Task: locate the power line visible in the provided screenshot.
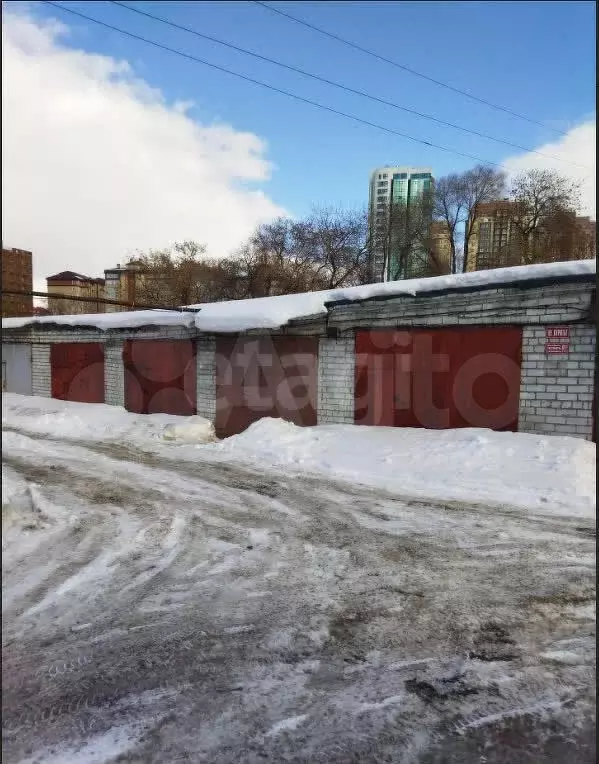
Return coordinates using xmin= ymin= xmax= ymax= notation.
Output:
xmin=253 ymin=0 xmax=572 ymax=139
xmin=42 ymin=1 xmax=511 ymax=169
xmin=2 ymin=289 xmax=201 ymax=312
xmin=110 ymin=1 xmax=589 ymax=169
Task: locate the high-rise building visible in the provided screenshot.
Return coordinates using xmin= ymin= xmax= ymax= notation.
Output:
xmin=1 ymin=246 xmax=33 ymax=318
xmin=368 ymin=166 xmax=434 ymax=282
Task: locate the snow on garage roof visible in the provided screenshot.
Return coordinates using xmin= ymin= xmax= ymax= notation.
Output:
xmin=191 ymin=259 xmax=596 ymax=332
xmin=2 ymin=259 xmax=595 ymax=333
xmin=1 ymin=309 xmax=197 ymax=331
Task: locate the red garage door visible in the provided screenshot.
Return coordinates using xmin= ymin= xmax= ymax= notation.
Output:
xmin=124 ymin=340 xmax=196 ymax=416
xmin=51 ymin=343 xmax=105 ymax=403
xmin=355 ymin=327 xmax=522 ymax=431
xmin=215 ymin=336 xmax=318 ymax=438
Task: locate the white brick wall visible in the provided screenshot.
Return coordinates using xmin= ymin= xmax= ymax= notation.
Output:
xmin=519 ymin=325 xmax=595 ymax=440
xmin=317 ymin=333 xmax=355 ymax=424
xmin=31 ymin=344 xmax=51 ymax=397
xmin=196 ymin=337 xmax=216 ymax=421
xmin=104 ymin=341 xmax=125 ymax=407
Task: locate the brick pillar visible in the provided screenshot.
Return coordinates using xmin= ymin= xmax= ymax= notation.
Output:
xmin=518 ymin=324 xmax=595 ymax=440
xmin=196 ymin=336 xmax=216 ymax=421
xmin=317 ymin=332 xmax=355 ymax=425
xmin=104 ymin=340 xmax=125 ymax=407
xmin=31 ymin=344 xmax=51 ymax=398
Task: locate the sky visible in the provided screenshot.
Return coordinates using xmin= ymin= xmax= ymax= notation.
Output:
xmin=1 ymin=0 xmax=596 ymax=290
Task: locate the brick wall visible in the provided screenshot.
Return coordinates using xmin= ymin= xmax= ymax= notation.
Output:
xmin=328 ymin=281 xmax=592 ymax=330
xmin=317 ymin=333 xmax=355 ymax=424
xmin=3 ymin=324 xmax=196 ymax=344
xmin=104 ymin=341 xmax=125 ymax=407
xmin=3 ymin=279 xmax=595 ymax=440
xmin=518 ymin=325 xmax=595 ymax=440
xmin=196 ymin=337 xmax=216 ymax=421
xmin=31 ymin=344 xmax=51 ymax=397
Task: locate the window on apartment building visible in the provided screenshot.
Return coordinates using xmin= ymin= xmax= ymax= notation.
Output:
xmin=478 ymin=221 xmax=492 ymax=252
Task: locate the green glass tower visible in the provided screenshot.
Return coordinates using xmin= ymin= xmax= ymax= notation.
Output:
xmin=368 ymin=167 xmax=434 ymax=282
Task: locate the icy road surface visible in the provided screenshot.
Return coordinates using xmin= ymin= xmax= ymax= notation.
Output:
xmin=2 ymin=406 xmax=596 ymax=762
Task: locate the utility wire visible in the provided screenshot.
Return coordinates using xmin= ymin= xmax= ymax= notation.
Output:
xmin=42 ymin=1 xmax=516 ymax=169
xmin=253 ymin=0 xmax=571 ymax=139
xmin=1 ymin=289 xmax=201 ymax=312
xmin=111 ymin=0 xmax=588 ymax=169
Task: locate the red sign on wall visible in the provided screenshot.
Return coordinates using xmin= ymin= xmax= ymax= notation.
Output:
xmin=546 ymin=327 xmax=570 ymax=340
xmin=545 ymin=342 xmax=570 ymax=355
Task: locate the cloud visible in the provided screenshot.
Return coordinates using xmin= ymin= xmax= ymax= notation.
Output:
xmin=1 ymin=11 xmax=286 ymax=291
xmin=502 ymin=120 xmax=596 ymax=220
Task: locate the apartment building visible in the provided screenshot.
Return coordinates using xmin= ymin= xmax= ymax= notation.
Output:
xmin=103 ymin=260 xmax=144 ymax=312
xmin=46 ymin=272 xmax=105 ymax=315
xmin=1 ymin=246 xmax=33 ymax=318
xmin=466 ymin=201 xmax=596 ymax=272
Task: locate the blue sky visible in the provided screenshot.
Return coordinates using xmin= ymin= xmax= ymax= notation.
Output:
xmin=16 ymin=0 xmax=596 ymax=215
xmin=2 ymin=1 xmax=596 ymax=284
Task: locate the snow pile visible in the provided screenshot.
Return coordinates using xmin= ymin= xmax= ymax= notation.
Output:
xmin=3 ymin=395 xmax=595 ymax=516
xmin=2 ymin=259 xmax=594 ymax=333
xmin=211 ymin=417 xmax=596 ymax=517
xmin=162 ymin=415 xmax=215 ymax=443
xmin=1 ymin=394 xmax=214 ymax=446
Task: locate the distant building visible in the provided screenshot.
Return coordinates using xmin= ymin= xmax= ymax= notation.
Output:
xmin=466 ymin=201 xmax=521 ymax=272
xmin=33 ymin=306 xmax=51 ymax=316
xmin=103 ymin=260 xmax=145 ymax=312
xmin=429 ymin=221 xmax=453 ymax=275
xmin=368 ymin=166 xmax=434 ymax=282
xmin=466 ymin=201 xmax=596 ymax=272
xmin=46 ymin=271 xmax=105 ymax=315
xmin=1 ymin=246 xmax=33 ymax=318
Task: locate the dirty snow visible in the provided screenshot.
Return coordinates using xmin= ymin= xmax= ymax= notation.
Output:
xmin=2 ymin=259 xmax=594 ymax=332
xmin=2 ymin=395 xmax=595 ymax=517
xmin=208 ymin=417 xmax=596 ymax=517
xmin=2 ymin=395 xmax=596 ymax=763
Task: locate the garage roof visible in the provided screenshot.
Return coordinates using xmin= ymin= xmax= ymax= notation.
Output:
xmin=2 ymin=259 xmax=595 ymax=333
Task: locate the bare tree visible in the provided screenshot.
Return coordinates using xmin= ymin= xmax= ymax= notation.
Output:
xmin=389 ymin=192 xmax=437 ymax=280
xmin=433 ymin=175 xmax=467 ymax=275
xmin=509 ymin=169 xmax=582 ymax=264
xmin=134 ymin=241 xmax=210 ymax=307
xmin=372 ymin=192 xmax=449 ymax=281
xmin=433 ymin=165 xmax=506 ymax=273
xmin=461 ymin=166 xmax=507 ymax=272
xmin=294 ymin=207 xmax=371 ymax=288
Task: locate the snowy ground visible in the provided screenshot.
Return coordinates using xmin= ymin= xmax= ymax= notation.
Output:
xmin=2 ymin=396 xmax=596 ymax=763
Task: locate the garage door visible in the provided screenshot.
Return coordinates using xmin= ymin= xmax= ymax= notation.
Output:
xmin=2 ymin=344 xmax=32 ymax=395
xmin=355 ymin=328 xmax=522 ymax=431
xmin=124 ymin=340 xmax=196 ymax=416
xmin=215 ymin=336 xmax=318 ymax=438
xmin=51 ymin=343 xmax=105 ymax=403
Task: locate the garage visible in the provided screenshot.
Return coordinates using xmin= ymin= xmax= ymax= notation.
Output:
xmin=2 ymin=344 xmax=32 ymax=395
xmin=51 ymin=343 xmax=105 ymax=403
xmin=355 ymin=327 xmax=522 ymax=431
xmin=215 ymin=336 xmax=318 ymax=438
xmin=123 ymin=340 xmax=196 ymax=416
